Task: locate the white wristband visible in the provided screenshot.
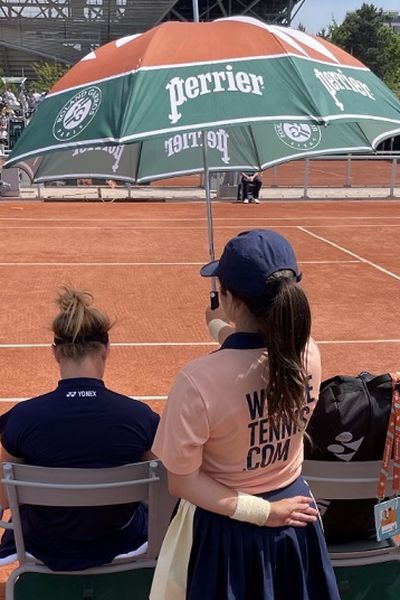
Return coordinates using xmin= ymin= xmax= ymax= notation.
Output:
xmin=230 ymin=492 xmax=271 ymax=526
xmin=208 ymin=318 xmax=229 ymax=342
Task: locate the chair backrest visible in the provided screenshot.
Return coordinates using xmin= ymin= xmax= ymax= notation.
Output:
xmin=302 ymin=459 xmax=393 ymax=499
xmin=1 ymin=459 xmax=176 ymax=563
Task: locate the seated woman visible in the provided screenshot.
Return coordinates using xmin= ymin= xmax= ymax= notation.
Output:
xmin=240 ymin=171 xmax=262 ymax=203
xmin=0 ymin=286 xmax=159 ymax=571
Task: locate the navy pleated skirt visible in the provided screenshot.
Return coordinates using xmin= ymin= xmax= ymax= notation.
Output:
xmin=152 ymin=477 xmax=341 ymax=600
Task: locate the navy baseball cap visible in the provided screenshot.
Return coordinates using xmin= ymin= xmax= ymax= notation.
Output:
xmin=200 ymin=229 xmax=302 ymax=297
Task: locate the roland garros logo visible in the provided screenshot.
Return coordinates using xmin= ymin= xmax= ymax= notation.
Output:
xmin=275 ymin=122 xmax=322 ymax=150
xmin=53 ymin=87 xmax=102 ymax=141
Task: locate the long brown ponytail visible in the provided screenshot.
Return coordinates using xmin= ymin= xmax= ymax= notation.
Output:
xmin=234 ymin=270 xmax=311 ymax=428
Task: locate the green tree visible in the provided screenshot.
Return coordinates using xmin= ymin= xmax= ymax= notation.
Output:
xmin=326 ymin=3 xmax=400 ymax=96
xmin=30 ymin=61 xmax=69 ymax=93
xmin=316 ymin=27 xmax=328 ymax=39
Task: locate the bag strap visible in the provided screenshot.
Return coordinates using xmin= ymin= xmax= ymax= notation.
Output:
xmin=376 ymin=372 xmax=400 ymax=500
xmin=366 ymin=373 xmax=392 ymax=391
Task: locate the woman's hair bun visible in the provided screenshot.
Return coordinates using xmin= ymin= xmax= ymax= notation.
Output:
xmin=52 ymin=286 xmax=111 ymax=359
xmin=56 ymin=286 xmax=93 ymax=313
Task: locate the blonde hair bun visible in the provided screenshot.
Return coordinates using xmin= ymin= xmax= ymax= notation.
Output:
xmin=52 ymin=286 xmax=111 ymax=359
xmin=56 ymin=287 xmax=93 ymax=314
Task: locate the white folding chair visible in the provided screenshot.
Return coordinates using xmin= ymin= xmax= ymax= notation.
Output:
xmin=0 ymin=459 xmax=176 ymax=600
xmin=302 ymin=459 xmax=400 ymax=567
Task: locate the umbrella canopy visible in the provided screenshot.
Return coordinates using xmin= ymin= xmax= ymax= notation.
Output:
xmin=18 ymin=120 xmax=384 ymax=184
xmin=5 ymin=15 xmax=400 ymax=169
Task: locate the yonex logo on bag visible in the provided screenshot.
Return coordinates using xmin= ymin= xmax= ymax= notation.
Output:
xmin=164 ymin=128 xmax=231 ymax=164
xmin=314 ymin=68 xmax=375 ymax=111
xmin=326 ymin=431 xmax=364 ymax=461
xmin=166 ymin=64 xmax=265 ymax=124
xmin=275 ymin=122 xmax=321 ymax=150
xmin=53 ymin=86 xmax=102 ymax=141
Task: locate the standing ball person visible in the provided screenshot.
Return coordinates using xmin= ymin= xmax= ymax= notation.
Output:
xmin=151 ymin=229 xmax=340 ymax=600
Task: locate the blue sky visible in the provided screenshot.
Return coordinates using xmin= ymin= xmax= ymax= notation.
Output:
xmin=291 ymin=1 xmax=400 ymax=33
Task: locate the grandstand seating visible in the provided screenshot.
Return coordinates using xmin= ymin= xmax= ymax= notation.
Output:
xmin=0 ymin=1 xmax=302 ymax=78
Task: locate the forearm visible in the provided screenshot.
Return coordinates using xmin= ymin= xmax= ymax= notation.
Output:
xmin=168 ymin=469 xmax=238 ymax=516
xmin=141 ymin=449 xmax=157 ymax=461
xmin=208 ymin=318 xmax=233 ymax=344
xmin=0 ymin=444 xmax=24 ymax=509
xmin=167 ymin=469 xmax=318 ymax=528
xmin=205 ymin=306 xmax=233 ymax=345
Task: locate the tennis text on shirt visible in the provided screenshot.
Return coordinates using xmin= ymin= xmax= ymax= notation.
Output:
xmin=246 ymin=376 xmax=315 ymax=470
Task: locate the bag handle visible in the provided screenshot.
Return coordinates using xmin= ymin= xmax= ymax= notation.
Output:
xmin=366 ymin=373 xmax=392 ymax=391
xmin=376 ymin=372 xmax=400 ymax=500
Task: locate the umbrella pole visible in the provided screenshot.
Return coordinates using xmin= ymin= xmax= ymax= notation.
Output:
xmin=201 ymin=130 xmax=219 ymax=309
xmin=192 ymin=0 xmax=200 ymax=22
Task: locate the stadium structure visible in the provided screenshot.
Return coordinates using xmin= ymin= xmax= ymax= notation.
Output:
xmin=0 ymin=1 xmax=305 ymax=79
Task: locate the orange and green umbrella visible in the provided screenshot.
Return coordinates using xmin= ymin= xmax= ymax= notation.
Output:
xmin=6 ymin=16 xmax=400 ymax=167
xmin=6 ymin=15 xmax=400 ymax=305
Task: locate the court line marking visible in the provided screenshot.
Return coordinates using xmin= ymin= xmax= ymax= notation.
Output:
xmin=0 ymin=342 xmax=217 ymax=348
xmin=292 ymin=225 xmax=400 ymax=228
xmin=0 ymin=260 xmax=361 ymax=267
xmin=1 ymin=338 xmax=400 ymax=349
xmin=0 ymin=262 xmax=205 ymax=267
xmin=3 ymin=338 xmax=400 ymax=400
xmin=317 ymin=339 xmax=400 ymax=344
xmin=298 ymin=226 xmax=400 ymax=282
xmin=2 ymin=224 xmax=400 ymax=230
xmin=1 ymin=216 xmax=400 ymax=222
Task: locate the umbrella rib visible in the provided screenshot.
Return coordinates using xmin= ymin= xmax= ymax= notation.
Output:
xmin=285 ymin=54 xmax=326 ymax=123
xmin=352 ymin=122 xmax=378 ymax=150
xmin=134 ymin=140 xmax=144 ymax=183
xmin=257 ymin=30 xmax=324 ymax=123
xmin=247 ymin=126 xmax=262 ymax=170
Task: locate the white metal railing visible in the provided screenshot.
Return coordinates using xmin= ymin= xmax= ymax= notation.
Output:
xmin=296 ymin=154 xmax=400 ymax=198
xmin=2 ymin=152 xmax=400 ymax=200
xmin=217 ymin=153 xmax=400 ymax=199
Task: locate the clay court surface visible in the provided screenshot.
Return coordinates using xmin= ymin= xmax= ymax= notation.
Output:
xmin=0 ymin=196 xmax=400 ymax=595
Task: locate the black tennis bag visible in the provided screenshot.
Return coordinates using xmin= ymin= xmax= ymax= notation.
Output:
xmin=304 ymin=371 xmax=392 ymax=542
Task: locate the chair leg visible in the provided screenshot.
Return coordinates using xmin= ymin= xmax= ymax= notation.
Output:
xmin=5 ymin=568 xmax=18 ymax=600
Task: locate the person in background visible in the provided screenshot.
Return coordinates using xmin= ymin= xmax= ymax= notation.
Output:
xmin=0 ymin=286 xmax=159 ymax=571
xmin=240 ymin=170 xmax=262 ymax=203
xmin=150 ymin=229 xmax=340 ymax=600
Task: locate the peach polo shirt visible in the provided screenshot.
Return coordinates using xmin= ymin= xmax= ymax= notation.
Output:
xmin=152 ymin=333 xmax=321 ymax=494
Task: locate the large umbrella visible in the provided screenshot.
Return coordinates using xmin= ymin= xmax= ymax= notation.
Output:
xmin=6 ymin=16 xmax=400 ymax=162
xmin=17 ymin=120 xmax=383 ymax=184
xmin=6 ymin=16 xmax=400 ymax=301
